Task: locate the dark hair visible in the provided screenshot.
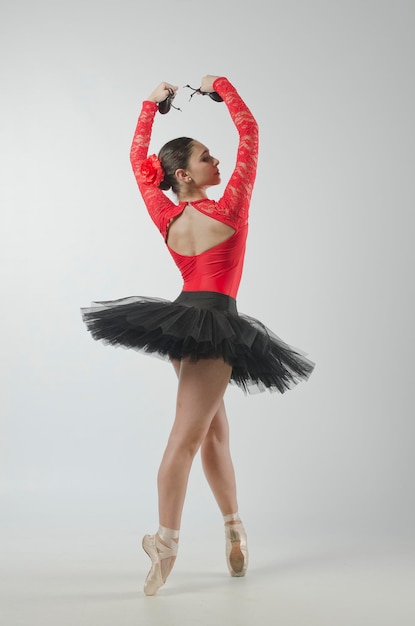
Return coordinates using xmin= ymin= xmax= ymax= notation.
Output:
xmin=158 ymin=137 xmax=194 ymax=194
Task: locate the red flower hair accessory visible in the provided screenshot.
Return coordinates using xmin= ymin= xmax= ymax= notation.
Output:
xmin=138 ymin=154 xmax=164 ymax=186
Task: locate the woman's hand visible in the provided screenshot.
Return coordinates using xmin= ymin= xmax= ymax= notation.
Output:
xmin=148 ymin=82 xmax=178 ymax=103
xmin=200 ymin=75 xmax=221 ymax=93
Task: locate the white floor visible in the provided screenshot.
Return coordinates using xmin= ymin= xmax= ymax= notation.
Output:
xmin=1 ymin=494 xmax=414 ymax=626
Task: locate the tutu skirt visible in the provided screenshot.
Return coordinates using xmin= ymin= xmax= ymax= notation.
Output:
xmin=81 ymin=291 xmax=315 ymax=394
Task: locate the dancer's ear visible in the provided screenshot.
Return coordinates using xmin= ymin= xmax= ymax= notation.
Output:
xmin=175 ymin=169 xmax=192 ymax=184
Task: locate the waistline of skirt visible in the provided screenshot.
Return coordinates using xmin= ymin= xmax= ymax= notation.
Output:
xmin=174 ymin=291 xmax=238 ymax=314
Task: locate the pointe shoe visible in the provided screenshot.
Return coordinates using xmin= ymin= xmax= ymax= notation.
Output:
xmin=142 ymin=530 xmax=178 ymax=596
xmin=225 ymin=520 xmax=248 ymax=577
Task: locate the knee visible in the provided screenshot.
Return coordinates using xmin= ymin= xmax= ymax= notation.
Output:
xmin=202 ymin=424 xmax=216 ymax=445
xmin=201 ymin=423 xmax=224 ymax=451
xmin=168 ymin=431 xmax=206 ymax=459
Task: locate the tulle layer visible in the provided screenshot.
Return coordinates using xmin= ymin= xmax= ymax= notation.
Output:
xmin=81 ymin=291 xmax=315 ymax=394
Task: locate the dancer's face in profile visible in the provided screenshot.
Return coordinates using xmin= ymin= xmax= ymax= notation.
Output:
xmin=186 ymin=141 xmax=221 ymax=189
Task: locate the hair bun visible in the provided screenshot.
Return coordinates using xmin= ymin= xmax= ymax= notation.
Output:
xmin=159 ymin=180 xmax=171 ymax=191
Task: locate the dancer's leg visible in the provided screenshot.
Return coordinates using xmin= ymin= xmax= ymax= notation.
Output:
xmin=198 ymin=389 xmax=248 ymax=576
xmin=171 ymin=363 xmax=238 ymax=517
xmin=159 ymin=357 xmax=232 ymax=529
xmin=167 ymin=359 xmax=247 ymax=581
xmin=142 ymin=357 xmax=232 ymax=593
xmin=200 ymin=399 xmax=239 ymax=516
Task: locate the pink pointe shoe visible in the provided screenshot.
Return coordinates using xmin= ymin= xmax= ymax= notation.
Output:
xmin=224 ymin=513 xmax=248 ymax=577
xmin=142 ymin=526 xmax=179 ymax=596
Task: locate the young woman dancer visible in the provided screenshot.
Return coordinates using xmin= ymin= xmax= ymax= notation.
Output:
xmin=81 ymin=75 xmax=314 ymax=595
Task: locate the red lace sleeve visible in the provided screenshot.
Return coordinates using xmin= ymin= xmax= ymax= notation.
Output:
xmin=130 ymin=101 xmax=176 ymax=237
xmin=214 ymin=77 xmax=259 ymax=229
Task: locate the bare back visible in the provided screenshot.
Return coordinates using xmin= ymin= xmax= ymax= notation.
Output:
xmin=166 ymin=204 xmax=235 ymax=256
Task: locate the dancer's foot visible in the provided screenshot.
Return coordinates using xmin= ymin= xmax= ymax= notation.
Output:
xmin=224 ymin=513 xmax=248 ymax=577
xmin=142 ymin=525 xmax=179 ymax=595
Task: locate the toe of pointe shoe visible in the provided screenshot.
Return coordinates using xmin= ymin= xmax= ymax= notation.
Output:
xmin=229 ymin=551 xmax=248 ymax=577
xmin=142 ymin=535 xmax=164 ymax=596
xmin=226 ymin=524 xmax=248 ymax=577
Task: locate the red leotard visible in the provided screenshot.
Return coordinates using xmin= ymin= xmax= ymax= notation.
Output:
xmin=130 ymin=78 xmax=258 ymax=299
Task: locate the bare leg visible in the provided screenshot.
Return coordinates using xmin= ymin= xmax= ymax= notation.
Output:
xmin=171 ymin=361 xmax=238 ymax=517
xmin=149 ymin=358 xmax=248 ymax=587
xmin=200 ymin=400 xmax=239 ymax=516
xmin=198 ymin=393 xmax=248 ymax=576
xmin=144 ymin=357 xmax=232 ymax=593
xmin=159 ymin=357 xmax=232 ymax=529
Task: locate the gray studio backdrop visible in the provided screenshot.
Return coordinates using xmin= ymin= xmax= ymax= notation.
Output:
xmin=2 ymin=0 xmax=414 ymax=545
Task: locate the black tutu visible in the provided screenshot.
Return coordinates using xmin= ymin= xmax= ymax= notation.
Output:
xmin=81 ymin=291 xmax=315 ymax=394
